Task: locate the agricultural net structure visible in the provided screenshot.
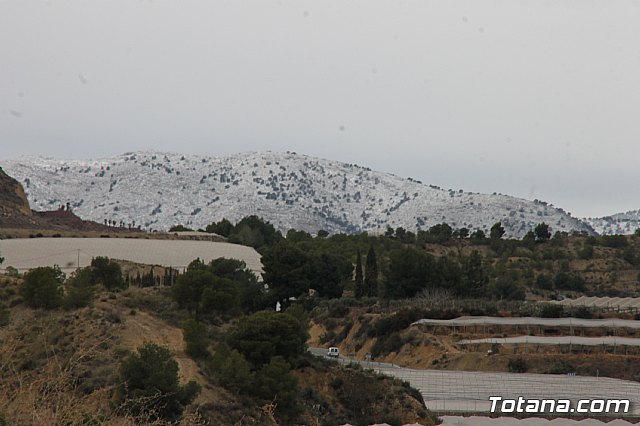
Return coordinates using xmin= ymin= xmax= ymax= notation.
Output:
xmin=413 ymin=316 xmax=640 ymax=330
xmin=439 ymin=416 xmax=638 ymax=425
xmin=0 ymin=238 xmax=263 ymax=276
xmin=552 ymin=296 xmax=640 ymax=312
xmin=313 ymin=349 xmax=640 ymax=417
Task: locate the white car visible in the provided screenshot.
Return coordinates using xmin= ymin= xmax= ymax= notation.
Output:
xmin=327 ymin=347 xmax=340 ymax=358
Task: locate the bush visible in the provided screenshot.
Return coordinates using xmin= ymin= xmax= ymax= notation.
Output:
xmin=226 ymin=311 xmax=309 ymax=367
xmin=253 ymin=356 xmax=300 ymax=420
xmin=578 ymin=243 xmax=594 ymax=260
xmin=546 ymin=360 xmax=575 ymax=374
xmin=20 ymin=266 xmax=65 ymax=309
xmin=371 ymin=332 xmax=404 ymax=358
xmin=538 ymin=303 xmax=564 ymax=318
xmin=554 ymin=272 xmax=586 ymax=292
xmin=91 ymin=257 xmax=126 ymax=290
xmin=0 ymin=304 xmax=9 ymax=327
xmin=209 ymin=343 xmax=255 ymax=394
xmin=599 ymin=235 xmax=628 ymax=248
xmin=182 ymin=319 xmax=209 ymax=359
xmin=172 ymin=269 xmax=239 ymax=317
xmin=535 ymin=274 xmax=553 ymax=290
xmin=508 ymin=357 xmax=528 ymax=373
xmin=117 ymin=343 xmax=200 ymax=420
xmin=63 ymin=268 xmax=95 ymax=309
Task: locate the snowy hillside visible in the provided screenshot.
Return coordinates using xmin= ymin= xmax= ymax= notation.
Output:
xmin=584 ymin=210 xmax=640 ymax=236
xmin=2 ymin=151 xmax=595 ymax=238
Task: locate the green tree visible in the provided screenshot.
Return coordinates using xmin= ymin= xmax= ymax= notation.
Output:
xmin=226 ymin=311 xmax=308 ymax=368
xmin=457 ymin=227 xmax=470 ymax=239
xmin=228 ymin=215 xmax=283 ymax=250
xmin=63 ymin=268 xmax=95 ymax=309
xmin=253 ymin=356 xmax=300 ymax=420
xmin=470 ymin=229 xmax=486 ymax=243
xmin=208 ymin=343 xmax=254 ymax=394
xmin=90 ymin=257 xmax=126 ymax=290
xmin=578 ymin=243 xmax=594 ymax=260
xmin=427 ymin=223 xmax=453 ymax=243
xmin=354 ymin=249 xmax=364 ymax=299
xmin=522 ymin=230 xmax=536 ymax=248
xmin=461 ymin=250 xmax=487 ymax=297
xmin=534 ymin=223 xmax=551 ymax=242
xmin=172 ymin=270 xmax=214 ymax=314
xmin=182 ymin=319 xmax=209 ymax=359
xmin=261 ymin=242 xmax=311 ymax=307
xmin=208 ymin=258 xmax=265 ymax=312
xmin=172 ymin=270 xmax=239 ymax=316
xmin=316 ymin=229 xmax=329 ymax=238
xmin=364 ymin=245 xmax=378 ymax=297
xmin=535 ymin=274 xmax=553 ymax=290
xmin=20 ymin=266 xmax=65 ymax=309
xmin=386 ymin=248 xmax=435 ymax=299
xmin=205 ymin=218 xmax=234 ymax=237
xmin=200 ymin=277 xmax=239 ymax=313
xmin=169 ymin=224 xmax=193 ymax=232
xmin=309 ymin=253 xmax=352 ymax=299
xmin=117 ymin=343 xmax=200 ymax=420
xmin=490 ymin=222 xmax=505 ymax=240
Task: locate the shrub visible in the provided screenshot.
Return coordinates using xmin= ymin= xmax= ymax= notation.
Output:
xmin=599 ymin=235 xmax=628 ymax=248
xmin=554 ymin=272 xmax=585 ymax=292
xmin=91 ymin=257 xmax=126 ymax=290
xmin=63 ymin=268 xmax=95 ymax=309
xmin=508 ymin=357 xmax=528 ymax=373
xmin=371 ymin=332 xmax=404 ymax=358
xmin=535 ymin=274 xmax=553 ymax=290
xmin=0 ymin=304 xmax=9 ymax=327
xmin=226 ymin=311 xmax=309 ymax=367
xmin=253 ymin=356 xmax=300 ymax=420
xmin=172 ymin=269 xmax=239 ymax=316
xmin=117 ymin=343 xmax=200 ymax=420
xmin=209 ymin=343 xmax=255 ymax=394
xmin=182 ymin=319 xmax=209 ymax=359
xmin=20 ymin=266 xmax=65 ymax=309
xmin=572 ymin=306 xmax=592 ymax=319
xmin=578 ymin=243 xmax=594 ymax=260
xmin=547 ymin=360 xmax=575 ymax=374
xmin=538 ymin=303 xmax=564 ymax=318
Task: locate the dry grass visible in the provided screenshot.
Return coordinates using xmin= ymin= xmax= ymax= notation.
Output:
xmin=0 ymin=291 xmax=210 ymax=425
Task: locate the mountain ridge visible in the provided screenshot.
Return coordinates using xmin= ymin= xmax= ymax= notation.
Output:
xmin=2 ymin=151 xmax=597 ymax=237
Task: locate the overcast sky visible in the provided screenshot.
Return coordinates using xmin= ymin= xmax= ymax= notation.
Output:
xmin=1 ymin=1 xmax=639 ymax=218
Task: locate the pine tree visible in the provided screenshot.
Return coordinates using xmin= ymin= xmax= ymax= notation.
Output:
xmin=354 ymin=249 xmax=364 ymax=298
xmin=364 ymin=245 xmax=378 ymax=297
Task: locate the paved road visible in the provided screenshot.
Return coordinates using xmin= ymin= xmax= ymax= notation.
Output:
xmin=308 ymin=347 xmax=640 ymax=415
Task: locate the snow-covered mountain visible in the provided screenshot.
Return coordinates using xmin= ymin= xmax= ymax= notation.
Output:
xmin=583 ymin=210 xmax=640 ymax=236
xmin=2 ymin=151 xmax=595 ymax=238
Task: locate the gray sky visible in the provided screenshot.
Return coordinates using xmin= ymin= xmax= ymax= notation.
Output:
xmin=1 ymin=0 xmax=639 ymax=218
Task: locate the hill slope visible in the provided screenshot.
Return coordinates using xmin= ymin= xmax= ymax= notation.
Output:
xmin=2 ymin=151 xmax=594 ymax=238
xmin=584 ymin=210 xmax=640 ymax=236
xmin=0 ymin=166 xmax=119 ymax=233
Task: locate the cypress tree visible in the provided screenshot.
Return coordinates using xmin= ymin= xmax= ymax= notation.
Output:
xmin=354 ymin=249 xmax=364 ymax=298
xmin=364 ymin=245 xmax=378 ymax=297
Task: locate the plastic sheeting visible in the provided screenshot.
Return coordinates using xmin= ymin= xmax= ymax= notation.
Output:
xmin=413 ymin=316 xmax=640 ymax=329
xmin=552 ymin=296 xmax=640 ymax=310
xmin=458 ymin=335 xmax=640 ymax=347
xmin=440 ymin=417 xmax=637 ymax=425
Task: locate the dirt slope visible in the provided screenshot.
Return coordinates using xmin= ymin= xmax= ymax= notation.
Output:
xmin=102 ymin=301 xmax=217 ymax=404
